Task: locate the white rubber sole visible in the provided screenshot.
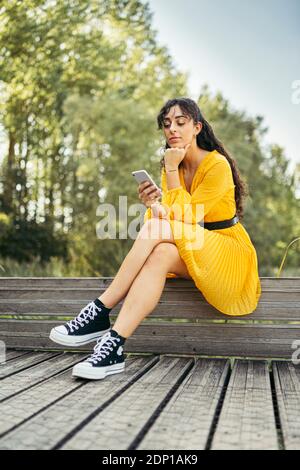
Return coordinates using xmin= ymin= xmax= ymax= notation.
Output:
xmin=72 ymin=362 xmax=125 ymax=380
xmin=49 ymin=327 xmax=111 ymax=346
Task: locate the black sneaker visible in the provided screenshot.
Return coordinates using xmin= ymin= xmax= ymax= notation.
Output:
xmin=72 ymin=329 xmax=126 ymax=380
xmin=49 ymin=299 xmax=111 ymax=347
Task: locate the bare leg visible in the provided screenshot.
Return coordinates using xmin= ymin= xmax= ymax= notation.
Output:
xmin=98 ymin=218 xmax=175 ymax=308
xmin=112 ymin=243 xmax=191 ymax=338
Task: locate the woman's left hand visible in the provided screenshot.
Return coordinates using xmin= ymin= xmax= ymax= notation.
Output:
xmin=164 ymin=143 xmax=191 ymax=169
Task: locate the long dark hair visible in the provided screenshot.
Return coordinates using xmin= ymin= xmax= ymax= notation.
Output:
xmin=157 ymin=97 xmax=248 ymax=220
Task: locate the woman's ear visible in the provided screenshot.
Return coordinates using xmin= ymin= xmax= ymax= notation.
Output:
xmin=195 ymin=121 xmax=203 ymax=136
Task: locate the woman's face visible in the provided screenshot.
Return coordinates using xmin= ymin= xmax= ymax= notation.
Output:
xmin=162 ymin=105 xmax=202 ymax=148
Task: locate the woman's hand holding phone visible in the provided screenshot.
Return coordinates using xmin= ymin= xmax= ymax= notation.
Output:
xmin=138 ymin=181 xmax=170 ymax=219
xmin=138 ymin=181 xmax=162 ymax=208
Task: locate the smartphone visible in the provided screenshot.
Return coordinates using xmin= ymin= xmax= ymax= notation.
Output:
xmin=131 ymin=170 xmax=161 ymax=192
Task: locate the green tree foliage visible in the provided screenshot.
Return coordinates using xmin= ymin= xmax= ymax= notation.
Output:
xmin=0 ymin=0 xmax=187 ymax=274
xmin=199 ymin=86 xmax=300 ymax=274
xmin=0 ymin=0 xmax=299 ymax=276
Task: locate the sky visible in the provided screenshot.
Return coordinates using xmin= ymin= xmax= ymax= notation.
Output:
xmin=144 ymin=0 xmax=300 ymax=175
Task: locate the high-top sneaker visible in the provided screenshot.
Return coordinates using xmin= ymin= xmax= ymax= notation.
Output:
xmin=49 ymin=298 xmax=111 ymax=347
xmin=72 ymin=329 xmax=126 ymax=380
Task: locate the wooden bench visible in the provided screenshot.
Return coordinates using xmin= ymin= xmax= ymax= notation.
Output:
xmin=0 ymin=276 xmax=300 ymax=450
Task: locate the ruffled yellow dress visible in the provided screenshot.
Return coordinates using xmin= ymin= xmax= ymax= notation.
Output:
xmin=143 ymin=149 xmax=262 ymax=316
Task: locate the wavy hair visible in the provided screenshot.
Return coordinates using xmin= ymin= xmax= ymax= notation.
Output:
xmin=157 ymin=97 xmax=248 ymax=219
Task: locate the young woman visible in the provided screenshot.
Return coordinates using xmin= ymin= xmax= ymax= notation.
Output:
xmin=49 ymin=97 xmax=262 ymax=380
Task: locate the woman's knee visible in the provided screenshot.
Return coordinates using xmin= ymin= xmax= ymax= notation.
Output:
xmin=146 ymin=242 xmax=191 ymax=279
xmin=145 ymin=242 xmax=179 ymax=266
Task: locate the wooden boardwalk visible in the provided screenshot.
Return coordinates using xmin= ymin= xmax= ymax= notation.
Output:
xmin=1 ymin=277 xmax=300 ymax=450
xmin=1 ymin=349 xmax=300 ymax=450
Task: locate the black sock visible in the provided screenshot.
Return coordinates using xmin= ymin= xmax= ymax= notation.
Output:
xmin=93 ymin=298 xmax=112 ymax=315
xmin=110 ymin=328 xmax=126 ymax=345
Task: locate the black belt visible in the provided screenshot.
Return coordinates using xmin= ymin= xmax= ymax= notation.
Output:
xmin=198 ymin=214 xmax=239 ymax=230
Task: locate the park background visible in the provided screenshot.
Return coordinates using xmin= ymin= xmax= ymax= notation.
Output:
xmin=0 ymin=0 xmax=299 ymax=278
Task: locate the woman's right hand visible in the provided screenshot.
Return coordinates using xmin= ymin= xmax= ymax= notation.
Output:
xmin=138 ymin=181 xmax=162 ymax=208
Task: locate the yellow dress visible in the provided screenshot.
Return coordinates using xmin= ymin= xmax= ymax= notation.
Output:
xmin=143 ymin=149 xmax=262 ymax=316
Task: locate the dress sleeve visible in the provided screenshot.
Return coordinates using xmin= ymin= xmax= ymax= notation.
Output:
xmin=143 ymin=206 xmax=152 ymax=223
xmin=161 ymin=161 xmax=233 ymax=223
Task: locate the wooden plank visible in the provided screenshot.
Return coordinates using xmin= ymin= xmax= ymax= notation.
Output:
xmin=0 ymin=276 xmax=299 ymax=289
xmin=3 ymin=350 xmax=32 ymax=362
xmin=138 ymin=358 xmax=230 ymax=449
xmin=0 ymin=355 xmax=85 ymax=439
xmin=0 ymin=277 xmax=117 ymax=288
xmin=0 ymin=298 xmax=300 ymax=321
xmin=0 ymin=274 xmax=299 ymax=321
xmin=210 ymin=360 xmax=278 ymax=450
xmin=0 ymin=349 xmax=298 ymax=450
xmin=0 ymin=352 xmax=88 ymax=402
xmin=59 ymin=356 xmax=193 ymax=450
xmin=1 ymin=320 xmax=299 ymax=358
xmin=0 ymin=351 xmax=60 ymax=379
xmin=261 ymin=278 xmax=300 ymax=289
xmin=1 ymin=286 xmax=300 ymax=302
xmin=272 ymin=360 xmax=300 ymax=450
xmin=0 ymin=355 xmax=152 ymax=443
xmin=0 ymin=355 xmax=159 ymax=450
